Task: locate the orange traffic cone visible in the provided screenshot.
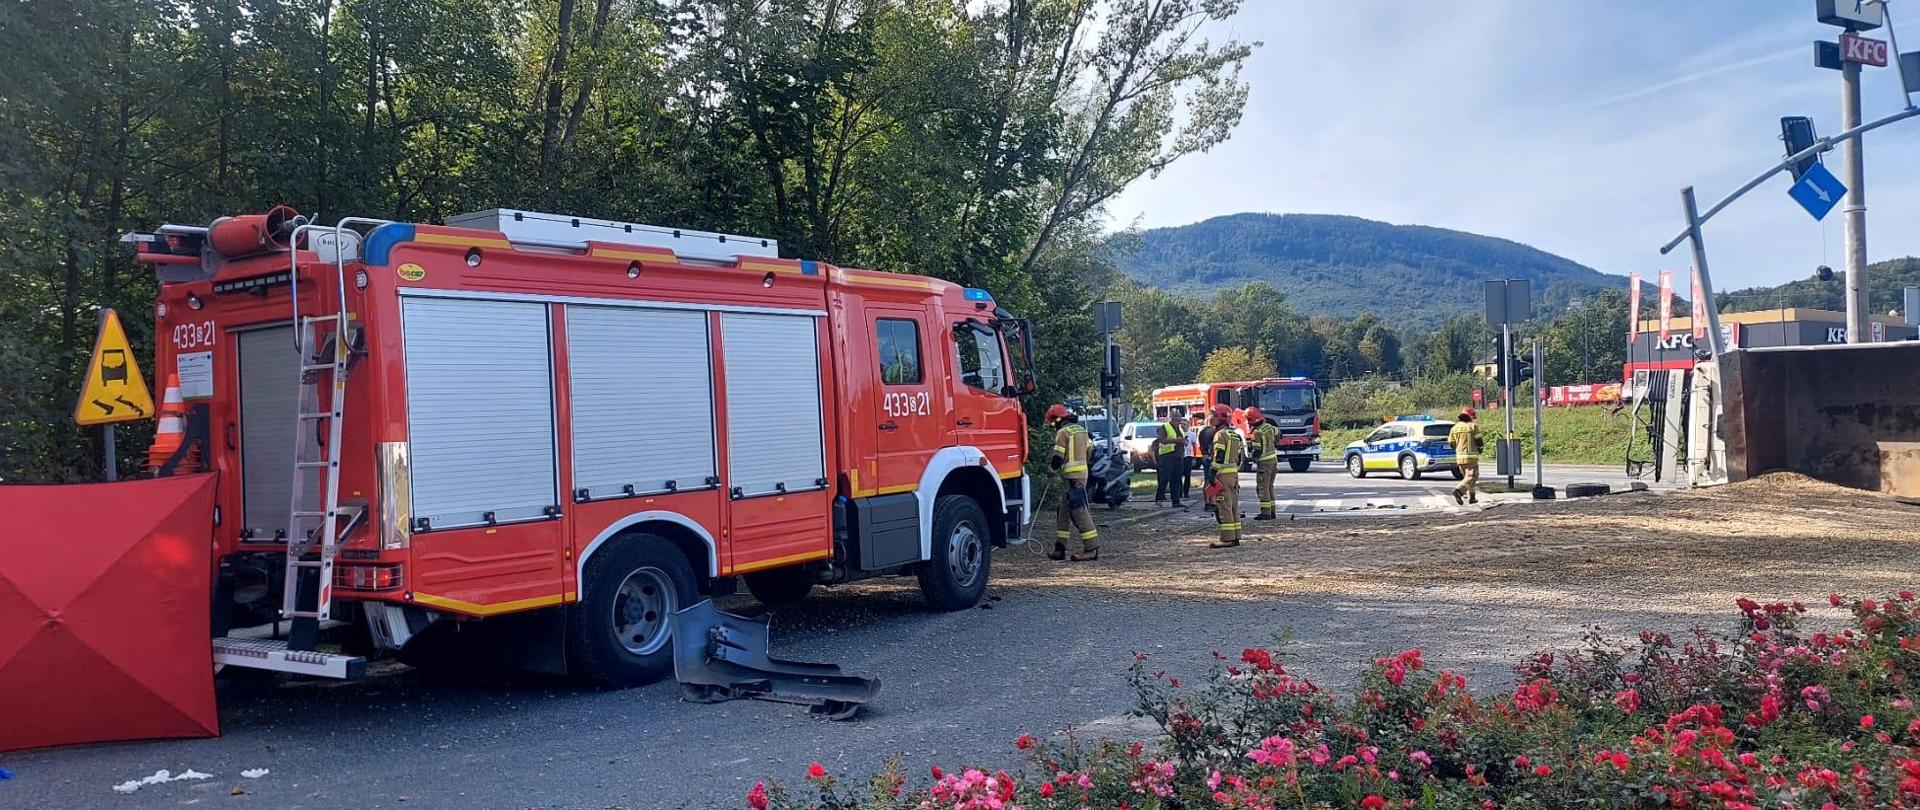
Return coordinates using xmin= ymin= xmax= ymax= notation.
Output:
xmin=146 ymin=374 xmax=191 ymax=471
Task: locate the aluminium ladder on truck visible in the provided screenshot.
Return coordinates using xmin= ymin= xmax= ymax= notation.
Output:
xmin=208 ymin=221 xmax=374 ymax=679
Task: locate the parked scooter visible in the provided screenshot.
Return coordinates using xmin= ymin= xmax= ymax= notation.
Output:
xmin=1087 ymin=440 xmax=1132 ymax=509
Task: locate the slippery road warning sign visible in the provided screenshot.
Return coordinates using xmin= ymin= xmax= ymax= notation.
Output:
xmin=74 ymin=309 xmax=153 ymax=425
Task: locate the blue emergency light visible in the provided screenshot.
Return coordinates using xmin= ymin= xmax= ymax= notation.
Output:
xmin=963 ymin=287 xmax=994 ymax=310
xmin=1396 ymin=414 xmax=1437 ymax=421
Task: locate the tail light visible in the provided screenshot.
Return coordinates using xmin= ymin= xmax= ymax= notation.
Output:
xmin=335 ymin=563 xmax=404 ymax=592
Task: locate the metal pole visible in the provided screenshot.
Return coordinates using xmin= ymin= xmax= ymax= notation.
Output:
xmin=1502 ymin=322 xmax=1515 ymax=488
xmin=1843 ymin=60 xmax=1869 ymax=344
xmin=1660 ymin=105 xmax=1920 ymax=255
xmin=1103 ymin=327 xmax=1116 ymax=427
xmin=103 ymin=424 xmax=117 ymax=482
xmin=1532 ymin=340 xmax=1543 ymax=490
xmin=1681 ymin=187 xmax=1728 ymax=357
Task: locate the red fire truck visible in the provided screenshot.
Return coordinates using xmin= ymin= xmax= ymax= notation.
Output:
xmin=1149 ymin=378 xmax=1322 ymax=472
xmin=127 ymin=208 xmax=1036 ymax=686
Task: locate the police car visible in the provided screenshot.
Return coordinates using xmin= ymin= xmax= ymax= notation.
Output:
xmin=1341 ymin=416 xmax=1466 ymax=480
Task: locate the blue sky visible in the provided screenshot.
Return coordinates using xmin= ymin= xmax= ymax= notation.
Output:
xmin=1106 ymin=1 xmax=1920 ymax=293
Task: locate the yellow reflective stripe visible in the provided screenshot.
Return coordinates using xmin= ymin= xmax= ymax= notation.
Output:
xmin=1053 ymin=445 xmax=1067 ymax=453
xmin=1213 ymin=463 xmax=1238 ymax=472
xmin=1056 ymin=530 xmax=1072 ymax=538
xmin=1079 ymin=530 xmax=1099 ymax=539
xmin=1259 ymin=454 xmax=1279 ymax=461
xmin=1219 ymin=523 xmax=1242 ymax=530
xmin=1062 ymin=464 xmax=1088 ymax=473
xmin=1260 ymin=501 xmax=1276 ymax=508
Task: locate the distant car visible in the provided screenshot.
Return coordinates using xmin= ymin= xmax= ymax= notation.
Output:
xmin=1117 ymin=421 xmax=1170 ymax=470
xmin=1342 ymin=417 xmax=1465 ymax=480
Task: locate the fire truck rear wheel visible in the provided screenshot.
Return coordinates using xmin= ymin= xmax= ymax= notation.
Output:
xmin=568 ymin=535 xmax=697 ymax=688
xmin=744 ymin=569 xmax=815 ymax=608
xmin=917 ymin=494 xmax=992 ymax=611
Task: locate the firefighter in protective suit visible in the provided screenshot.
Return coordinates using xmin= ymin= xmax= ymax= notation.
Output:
xmin=1248 ymin=406 xmax=1281 ymax=520
xmin=1044 ymin=404 xmax=1099 ymax=561
xmin=1207 ymin=404 xmax=1246 ymax=548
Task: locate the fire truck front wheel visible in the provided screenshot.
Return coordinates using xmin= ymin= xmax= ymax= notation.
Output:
xmin=568 ymin=535 xmax=698 ymax=688
xmin=917 ymin=494 xmax=992 ymax=611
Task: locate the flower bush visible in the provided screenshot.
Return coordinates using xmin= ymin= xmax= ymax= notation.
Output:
xmin=743 ymin=593 xmax=1920 ymax=809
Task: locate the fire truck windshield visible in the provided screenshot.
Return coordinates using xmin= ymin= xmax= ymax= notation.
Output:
xmin=1255 ymin=385 xmax=1317 ymax=415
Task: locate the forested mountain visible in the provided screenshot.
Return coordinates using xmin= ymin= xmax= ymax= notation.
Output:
xmin=1113 ymin=213 xmax=1624 ymax=328
xmin=1719 ymin=258 xmax=1920 ymax=315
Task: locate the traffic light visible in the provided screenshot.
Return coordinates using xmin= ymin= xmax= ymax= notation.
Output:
xmin=1099 ymin=344 xmax=1122 ymax=398
xmin=1781 ymin=116 xmax=1820 ymax=181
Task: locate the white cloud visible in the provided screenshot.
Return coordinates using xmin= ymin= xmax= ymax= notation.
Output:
xmin=1108 ymin=1 xmax=1920 ymax=291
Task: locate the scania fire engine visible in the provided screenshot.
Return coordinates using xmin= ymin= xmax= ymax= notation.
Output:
xmin=1149 ymin=378 xmax=1322 ymax=472
xmin=127 ymin=207 xmax=1036 ymax=686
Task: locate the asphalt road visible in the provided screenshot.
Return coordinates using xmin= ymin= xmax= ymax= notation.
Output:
xmin=4 ymin=466 xmax=1683 ymax=809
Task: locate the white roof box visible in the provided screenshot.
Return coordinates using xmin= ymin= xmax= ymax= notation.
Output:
xmin=446 ymin=209 xmax=779 ymax=264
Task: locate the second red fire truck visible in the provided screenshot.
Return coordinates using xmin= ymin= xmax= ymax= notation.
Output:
xmin=1150 ymin=378 xmax=1323 ymax=472
xmin=129 ymin=207 xmax=1037 ymax=686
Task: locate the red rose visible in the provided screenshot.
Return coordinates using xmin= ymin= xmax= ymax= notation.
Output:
xmin=747 ymin=782 xmax=769 ymax=810
xmin=1534 ymin=765 xmax=1552 ymax=777
xmin=930 ymin=765 xmax=944 ymax=779
xmin=1831 ymin=593 xmax=1844 ymax=607
xmin=1361 ymin=796 xmax=1387 ymax=810
xmin=1016 ymin=733 xmax=1036 ymax=750
xmin=807 ymin=762 xmax=826 ymax=780
xmin=1863 ymin=714 xmax=1877 ymax=729
xmin=1040 ymin=782 xmax=1055 ymax=797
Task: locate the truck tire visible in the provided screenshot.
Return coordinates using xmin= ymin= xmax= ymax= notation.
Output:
xmin=1346 ymin=455 xmax=1367 ymax=478
xmin=1565 ymin=482 xmax=1611 ymax=498
xmin=567 ymin=534 xmax=698 ymax=688
xmin=917 ymin=494 xmax=992 ymax=611
xmin=1398 ymin=455 xmax=1422 ymax=480
xmin=744 ymin=568 xmax=814 ymax=608
xmin=1288 ymin=457 xmax=1312 ymax=473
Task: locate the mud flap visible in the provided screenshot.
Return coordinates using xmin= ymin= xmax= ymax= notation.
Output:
xmin=669 ymin=600 xmax=880 ymax=721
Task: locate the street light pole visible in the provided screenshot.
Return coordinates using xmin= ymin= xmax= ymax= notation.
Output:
xmin=1843 ymin=59 xmax=1870 ymax=343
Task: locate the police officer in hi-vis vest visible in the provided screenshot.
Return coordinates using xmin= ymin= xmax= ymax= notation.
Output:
xmin=1044 ymin=404 xmax=1100 ymax=561
xmin=1206 ymin=404 xmax=1246 ymax=549
xmin=1247 ymin=406 xmax=1281 ymax=520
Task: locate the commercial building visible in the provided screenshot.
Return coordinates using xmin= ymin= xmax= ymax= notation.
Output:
xmin=1625 ymin=307 xmax=1916 ymax=379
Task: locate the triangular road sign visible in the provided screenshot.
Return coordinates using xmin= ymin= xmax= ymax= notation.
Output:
xmin=73 ymin=309 xmax=153 ymax=425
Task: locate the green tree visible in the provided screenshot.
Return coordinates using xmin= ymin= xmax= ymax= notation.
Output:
xmin=1540 ymin=291 xmax=1628 ymax=385
xmin=1197 ymin=345 xmax=1273 ymax=383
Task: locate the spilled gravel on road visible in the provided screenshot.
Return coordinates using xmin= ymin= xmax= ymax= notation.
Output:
xmin=994 ymin=473 xmax=1920 ymax=624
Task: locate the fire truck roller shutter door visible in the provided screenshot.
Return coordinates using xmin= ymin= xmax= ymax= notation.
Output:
xmin=720 ymin=313 xmax=826 ymax=498
xmin=236 ymin=324 xmax=298 ymax=539
xmin=565 ymin=306 xmax=716 ymax=499
xmin=402 ymin=298 xmax=558 ymax=528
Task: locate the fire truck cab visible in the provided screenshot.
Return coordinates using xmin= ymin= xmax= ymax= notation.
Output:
xmin=1150 ymin=378 xmax=1322 ymax=472
xmin=129 ymin=208 xmax=1036 ymax=686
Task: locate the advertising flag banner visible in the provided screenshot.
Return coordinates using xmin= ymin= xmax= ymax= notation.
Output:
xmin=1658 ymin=270 xmax=1674 ymax=340
xmin=1691 ymin=267 xmax=1708 ymax=340
xmin=1628 ymin=273 xmax=1641 ymax=337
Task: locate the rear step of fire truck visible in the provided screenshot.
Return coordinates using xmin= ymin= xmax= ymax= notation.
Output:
xmin=213 ymin=221 xmax=371 ymax=679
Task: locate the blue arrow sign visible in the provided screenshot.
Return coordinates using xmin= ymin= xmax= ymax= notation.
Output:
xmin=1789 ymin=162 xmax=1847 ymax=220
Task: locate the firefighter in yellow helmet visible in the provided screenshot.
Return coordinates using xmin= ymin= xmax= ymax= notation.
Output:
xmin=1207 ymin=404 xmax=1246 ymax=549
xmin=1247 ymin=406 xmax=1281 ymax=520
xmin=1044 ymin=403 xmax=1099 ymax=561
